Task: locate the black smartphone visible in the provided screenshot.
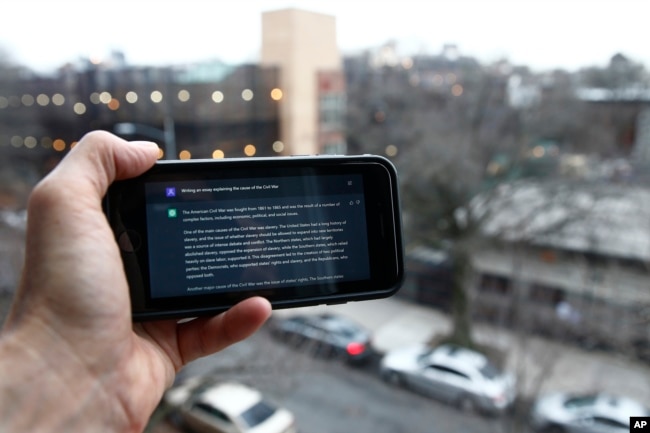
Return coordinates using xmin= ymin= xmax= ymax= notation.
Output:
xmin=104 ymin=155 xmax=404 ymax=321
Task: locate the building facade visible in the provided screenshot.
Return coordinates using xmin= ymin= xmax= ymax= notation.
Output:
xmin=261 ymin=8 xmax=346 ymax=155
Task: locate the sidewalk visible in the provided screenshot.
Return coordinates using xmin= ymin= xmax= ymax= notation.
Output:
xmin=273 ymin=296 xmax=650 ymax=405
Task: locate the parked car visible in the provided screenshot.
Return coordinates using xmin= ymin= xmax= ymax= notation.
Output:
xmin=379 ymin=343 xmax=516 ymax=414
xmin=164 ymin=376 xmax=297 ymax=433
xmin=530 ymin=392 xmax=650 ymax=433
xmin=270 ymin=313 xmax=373 ymax=364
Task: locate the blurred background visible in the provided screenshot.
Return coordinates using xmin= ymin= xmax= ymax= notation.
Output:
xmin=2 ymin=1 xmax=650 ymax=432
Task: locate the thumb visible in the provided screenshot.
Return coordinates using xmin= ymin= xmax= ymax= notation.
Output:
xmin=47 ymin=130 xmax=160 ymax=200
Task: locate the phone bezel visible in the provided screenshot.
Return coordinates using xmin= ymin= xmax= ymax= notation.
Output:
xmin=104 ymin=155 xmax=404 ymax=320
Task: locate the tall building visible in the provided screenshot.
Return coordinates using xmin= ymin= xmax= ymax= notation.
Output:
xmin=261 ymin=9 xmax=346 ymax=155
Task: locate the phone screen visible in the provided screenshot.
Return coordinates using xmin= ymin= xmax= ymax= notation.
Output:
xmin=144 ymin=174 xmax=370 ymax=299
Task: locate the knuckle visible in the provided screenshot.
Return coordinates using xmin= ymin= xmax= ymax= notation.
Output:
xmin=27 ymin=177 xmax=61 ymax=214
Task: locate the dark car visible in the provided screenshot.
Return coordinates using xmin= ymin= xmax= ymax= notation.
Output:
xmin=270 ymin=313 xmax=373 ymax=364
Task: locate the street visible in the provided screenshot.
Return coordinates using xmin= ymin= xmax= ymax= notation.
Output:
xmin=149 ymin=323 xmax=530 ymax=433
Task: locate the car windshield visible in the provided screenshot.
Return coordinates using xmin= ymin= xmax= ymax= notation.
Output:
xmin=564 ymin=395 xmax=598 ymax=409
xmin=192 ymin=401 xmax=231 ymax=424
xmin=479 ymin=362 xmax=501 ymax=380
xmin=417 ymin=350 xmax=435 ymax=364
xmin=289 ymin=317 xmax=309 ymax=326
xmin=239 ymin=400 xmax=277 ymax=428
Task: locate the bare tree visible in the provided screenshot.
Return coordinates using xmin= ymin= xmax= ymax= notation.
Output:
xmin=346 ymin=54 xmax=523 ymax=347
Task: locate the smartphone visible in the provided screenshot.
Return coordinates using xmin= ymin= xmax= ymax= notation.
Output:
xmin=104 ymin=155 xmax=404 ymax=321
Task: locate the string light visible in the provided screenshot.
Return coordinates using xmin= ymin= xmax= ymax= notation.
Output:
xmin=270 ymin=88 xmax=283 ymax=101
xmin=150 ymin=91 xmax=163 ymax=103
xmin=241 ymin=89 xmax=254 ymax=101
xmin=212 ymin=91 xmax=224 ymax=103
xmin=244 ymin=144 xmax=256 ymax=156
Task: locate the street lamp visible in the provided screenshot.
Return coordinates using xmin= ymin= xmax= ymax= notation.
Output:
xmin=113 ymin=116 xmax=176 ymax=160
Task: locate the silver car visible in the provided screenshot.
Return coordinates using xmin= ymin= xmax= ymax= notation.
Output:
xmin=164 ymin=377 xmax=297 ymax=433
xmin=530 ymin=392 xmax=650 ymax=433
xmin=379 ymin=344 xmax=516 ymax=414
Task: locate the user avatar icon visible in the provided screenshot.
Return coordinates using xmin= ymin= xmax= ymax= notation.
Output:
xmin=165 ymin=187 xmax=176 ymax=197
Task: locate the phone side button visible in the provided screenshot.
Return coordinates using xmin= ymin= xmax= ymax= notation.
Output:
xmin=118 ymin=230 xmax=142 ymax=253
xmin=326 ymin=301 xmax=348 ymax=306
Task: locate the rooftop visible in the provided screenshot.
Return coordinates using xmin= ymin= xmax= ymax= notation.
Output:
xmin=474 ymin=181 xmax=650 ymax=261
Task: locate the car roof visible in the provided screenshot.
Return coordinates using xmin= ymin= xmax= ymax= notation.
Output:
xmin=429 ymin=344 xmax=489 ymax=370
xmin=291 ymin=313 xmax=365 ymax=332
xmin=194 ymin=382 xmax=263 ymax=417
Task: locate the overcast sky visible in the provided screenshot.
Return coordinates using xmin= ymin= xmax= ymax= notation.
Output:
xmin=1 ymin=0 xmax=649 ymax=73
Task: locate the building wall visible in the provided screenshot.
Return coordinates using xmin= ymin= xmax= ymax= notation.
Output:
xmin=261 ymin=9 xmax=342 ymax=155
xmin=470 ymin=244 xmax=650 ymax=354
xmin=1 ymin=63 xmax=282 ymax=160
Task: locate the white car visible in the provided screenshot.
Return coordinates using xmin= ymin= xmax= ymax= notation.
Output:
xmin=530 ymin=392 xmax=650 ymax=433
xmin=379 ymin=344 xmax=516 ymax=414
xmin=164 ymin=377 xmax=297 ymax=433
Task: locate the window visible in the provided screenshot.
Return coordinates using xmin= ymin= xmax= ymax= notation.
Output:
xmin=239 ymin=401 xmax=276 ymax=428
xmin=319 ymin=93 xmax=346 ymax=131
xmin=192 ymin=402 xmax=232 ymax=424
xmin=592 ymin=416 xmax=627 ymax=429
xmin=563 ymin=395 xmax=597 ymax=409
xmin=429 ymin=365 xmax=470 ymax=380
xmin=479 ymin=363 xmax=500 ymax=380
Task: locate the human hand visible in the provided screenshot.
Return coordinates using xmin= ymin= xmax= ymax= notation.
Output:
xmin=0 ymin=131 xmax=272 ymax=432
